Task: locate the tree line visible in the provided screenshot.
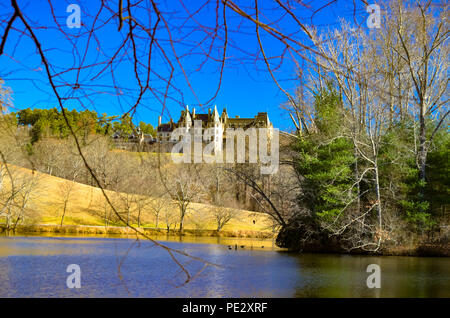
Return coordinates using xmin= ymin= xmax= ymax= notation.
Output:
xmin=13 ymin=107 xmax=156 ymax=144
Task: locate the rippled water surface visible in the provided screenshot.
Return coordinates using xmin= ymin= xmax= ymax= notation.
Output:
xmin=0 ymin=235 xmax=448 ymax=297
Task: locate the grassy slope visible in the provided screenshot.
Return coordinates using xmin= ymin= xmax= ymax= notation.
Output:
xmin=7 ymin=165 xmax=273 ymax=234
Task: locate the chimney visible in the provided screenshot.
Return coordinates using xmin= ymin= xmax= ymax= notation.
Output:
xmin=158 ymin=116 xmax=161 ymax=126
xmin=192 ymin=107 xmax=196 ymax=119
xmin=208 ymin=108 xmax=211 ymax=117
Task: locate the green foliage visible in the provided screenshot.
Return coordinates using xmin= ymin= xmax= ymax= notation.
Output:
xmin=425 ymin=131 xmax=450 ymax=214
xmin=97 ymin=113 xmax=118 ymax=135
xmin=399 ymin=199 xmax=433 ymax=230
xmin=379 ymin=120 xmax=448 ymax=230
xmin=314 ymin=83 xmax=343 ymax=137
xmin=139 ymin=121 xmax=156 ymax=136
xmin=14 ymin=108 xmax=155 ymax=142
xmin=112 ymin=113 xmax=134 ymax=137
xmin=16 ymin=108 xmax=99 ymax=142
xmin=294 ymin=84 xmax=356 ymax=222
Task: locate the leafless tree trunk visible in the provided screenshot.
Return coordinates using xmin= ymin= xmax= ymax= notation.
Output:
xmin=58 ymin=180 xmax=75 ymax=227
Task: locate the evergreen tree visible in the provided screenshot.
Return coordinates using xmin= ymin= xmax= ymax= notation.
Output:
xmin=294 ymin=84 xmax=356 ymax=223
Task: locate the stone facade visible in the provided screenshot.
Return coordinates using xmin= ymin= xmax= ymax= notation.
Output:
xmin=157 ymin=106 xmax=273 ymax=151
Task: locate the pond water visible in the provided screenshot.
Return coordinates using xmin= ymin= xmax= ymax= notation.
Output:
xmin=0 ymin=235 xmax=448 ymax=297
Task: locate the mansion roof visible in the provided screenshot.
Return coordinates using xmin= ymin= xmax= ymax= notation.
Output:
xmin=157 ymin=106 xmax=271 ymax=133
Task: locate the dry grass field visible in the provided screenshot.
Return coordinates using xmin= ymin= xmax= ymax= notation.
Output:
xmin=3 ymin=165 xmax=274 ymax=236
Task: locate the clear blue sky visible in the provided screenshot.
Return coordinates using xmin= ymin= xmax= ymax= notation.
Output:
xmin=0 ymin=0 xmax=371 ymax=131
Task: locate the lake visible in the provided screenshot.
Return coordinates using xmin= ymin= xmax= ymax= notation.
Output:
xmin=0 ymin=235 xmax=448 ymax=297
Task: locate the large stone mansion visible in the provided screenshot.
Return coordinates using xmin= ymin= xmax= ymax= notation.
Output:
xmin=157 ymin=106 xmax=273 ymax=151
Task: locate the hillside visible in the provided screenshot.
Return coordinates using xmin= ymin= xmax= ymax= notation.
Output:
xmin=2 ymin=165 xmax=274 ymax=236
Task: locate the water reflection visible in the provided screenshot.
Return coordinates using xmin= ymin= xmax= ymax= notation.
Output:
xmin=0 ymin=235 xmax=448 ymax=297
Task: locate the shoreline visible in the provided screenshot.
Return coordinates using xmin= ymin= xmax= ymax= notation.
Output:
xmin=1 ymin=224 xmax=448 ymax=257
xmin=0 ymin=223 xmax=281 ymax=251
xmin=0 ymin=224 xmax=275 ymax=239
xmin=285 ymin=244 xmax=450 ymax=257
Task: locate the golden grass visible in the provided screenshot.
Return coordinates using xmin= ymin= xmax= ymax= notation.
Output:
xmin=4 ymin=165 xmax=274 ymax=237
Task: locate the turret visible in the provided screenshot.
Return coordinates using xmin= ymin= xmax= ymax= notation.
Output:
xmin=213 ymin=105 xmax=220 ymax=122
xmin=221 ymin=107 xmax=228 ymax=123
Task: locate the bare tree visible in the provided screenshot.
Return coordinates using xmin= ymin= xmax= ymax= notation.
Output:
xmin=162 ymin=203 xmax=178 ymax=233
xmin=148 ymin=195 xmax=168 ymax=229
xmin=212 ymin=206 xmax=237 ymax=232
xmin=0 ymin=165 xmax=39 ymax=231
xmin=158 ymin=163 xmax=202 ymax=232
xmin=226 ymin=163 xmax=289 ymax=228
xmin=387 ymin=1 xmax=449 ymax=191
xmin=118 ymin=192 xmax=135 ymax=226
xmin=58 ymin=179 xmax=75 ymax=226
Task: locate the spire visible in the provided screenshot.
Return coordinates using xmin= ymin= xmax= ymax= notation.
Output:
xmin=185 ymin=105 xmax=192 ymax=127
xmin=213 ymin=105 xmax=220 ymax=121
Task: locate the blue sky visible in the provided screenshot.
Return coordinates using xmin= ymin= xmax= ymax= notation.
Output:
xmin=0 ymin=0 xmax=371 ymax=131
